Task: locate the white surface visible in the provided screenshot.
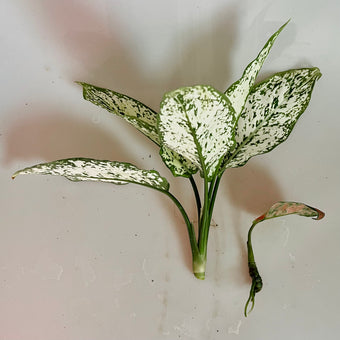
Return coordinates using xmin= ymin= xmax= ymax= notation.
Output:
xmin=1 ymin=0 xmax=339 ymax=339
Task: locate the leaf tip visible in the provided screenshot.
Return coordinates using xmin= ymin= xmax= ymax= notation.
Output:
xmin=74 ymin=81 xmax=85 ymax=87
xmin=281 ymin=18 xmax=291 ymax=29
xmin=313 ymin=67 xmax=322 ymax=79
xmin=12 ymin=171 xmax=20 ymax=180
xmin=309 ymin=206 xmax=325 ymax=220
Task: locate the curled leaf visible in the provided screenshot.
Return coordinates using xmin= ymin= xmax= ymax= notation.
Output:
xmin=254 ymin=201 xmax=325 ymax=223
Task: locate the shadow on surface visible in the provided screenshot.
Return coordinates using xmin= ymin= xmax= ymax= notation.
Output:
xmin=9 ymin=0 xmax=261 ymax=275
xmin=221 ymin=161 xmax=284 ymax=285
xmin=4 ymin=112 xmax=131 ymax=165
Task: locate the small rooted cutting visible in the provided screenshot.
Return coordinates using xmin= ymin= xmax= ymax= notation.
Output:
xmin=13 ymin=21 xmax=324 ymax=312
xmin=245 ymin=201 xmax=325 ymax=316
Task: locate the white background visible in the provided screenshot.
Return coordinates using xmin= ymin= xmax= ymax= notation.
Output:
xmin=1 ymin=0 xmax=339 ymax=339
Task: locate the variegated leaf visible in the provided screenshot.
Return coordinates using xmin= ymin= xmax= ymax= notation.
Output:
xmin=78 ymin=82 xmax=160 ymax=144
xmin=158 ymin=85 xmax=236 ymax=180
xmin=222 ymin=67 xmax=321 ymax=170
xmin=160 ymin=146 xmax=198 ymax=177
xmin=12 ymin=158 xmax=169 ymax=191
xmin=225 ymin=21 xmax=289 ymax=117
xmin=254 ymin=201 xmax=325 ymax=223
xmin=78 ymin=82 xmax=198 ymax=178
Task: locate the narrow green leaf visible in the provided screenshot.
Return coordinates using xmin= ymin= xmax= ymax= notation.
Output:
xmin=225 ymin=20 xmax=289 ymax=117
xmin=223 ymin=67 xmax=321 ymax=170
xmin=12 ymin=158 xmax=169 ymax=191
xmin=77 ymin=82 xmax=160 ymax=144
xmin=158 ymin=85 xmax=236 ymax=181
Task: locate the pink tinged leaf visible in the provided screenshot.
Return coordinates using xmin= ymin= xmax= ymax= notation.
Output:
xmin=255 ymin=201 xmax=325 ymax=223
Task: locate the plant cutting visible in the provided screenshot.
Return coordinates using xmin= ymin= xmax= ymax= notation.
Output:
xmin=13 ymin=21 xmax=322 ymax=282
xmin=244 ymin=201 xmax=324 ymax=316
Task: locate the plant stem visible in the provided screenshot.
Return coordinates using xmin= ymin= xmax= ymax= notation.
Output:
xmin=162 ymin=189 xmax=207 ymax=279
xmin=244 ymin=220 xmax=263 ymax=316
xmin=195 ymin=174 xmax=222 ymax=273
xmin=161 ymin=190 xmax=198 ymax=256
xmin=189 ymin=175 xmax=201 ymax=224
xmin=158 ymin=188 xmax=204 ymax=280
xmin=193 ymin=176 xmax=212 ymax=279
xmin=208 ymin=174 xmax=222 ymax=223
xmin=198 ymin=177 xmax=209 ymax=254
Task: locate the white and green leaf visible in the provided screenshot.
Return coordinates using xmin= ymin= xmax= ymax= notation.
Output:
xmin=78 ymin=82 xmax=160 ymax=144
xmin=78 ymin=82 xmax=198 ymax=178
xmin=12 ymin=158 xmax=169 ymax=191
xmin=225 ymin=20 xmax=289 ymax=117
xmin=160 ymin=146 xmax=199 ymax=177
xmin=222 ymin=67 xmax=321 ymax=170
xmin=158 ymin=85 xmax=236 ymax=181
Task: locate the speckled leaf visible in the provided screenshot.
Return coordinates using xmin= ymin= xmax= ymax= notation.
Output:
xmin=78 ymin=82 xmax=160 ymax=144
xmin=254 ymin=201 xmax=325 ymax=223
xmin=225 ymin=21 xmax=289 ymax=117
xmin=78 ymin=82 xmax=197 ymax=178
xmin=12 ymin=158 xmax=169 ymax=191
xmin=160 ymin=146 xmax=198 ymax=177
xmin=222 ymin=67 xmax=321 ymax=170
xmin=158 ymin=85 xmax=236 ymax=180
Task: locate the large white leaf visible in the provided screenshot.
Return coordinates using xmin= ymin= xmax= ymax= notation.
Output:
xmin=78 ymin=82 xmax=160 ymax=144
xmin=222 ymin=67 xmax=321 ymax=170
xmin=225 ymin=21 xmax=289 ymax=117
xmin=13 ymin=158 xmax=169 ymax=191
xmin=158 ymin=85 xmax=236 ymax=180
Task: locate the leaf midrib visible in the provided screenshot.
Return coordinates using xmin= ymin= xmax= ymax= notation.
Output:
xmin=179 ymin=99 xmax=208 ymax=179
xmin=70 ymin=175 xmax=165 ymax=188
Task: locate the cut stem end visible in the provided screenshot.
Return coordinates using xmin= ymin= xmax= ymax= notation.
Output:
xmin=194 ymin=272 xmax=205 ymax=280
xmin=193 ymin=256 xmax=206 ymax=280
